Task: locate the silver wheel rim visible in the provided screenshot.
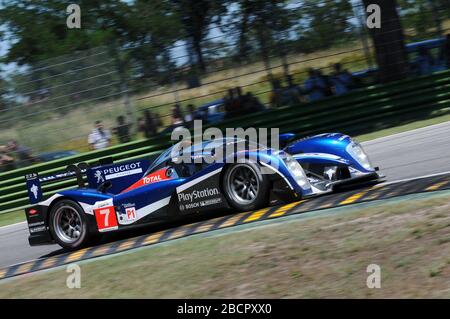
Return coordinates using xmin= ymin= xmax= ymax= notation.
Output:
xmin=53 ymin=205 xmax=83 ymax=244
xmin=227 ymin=164 xmax=259 ymax=205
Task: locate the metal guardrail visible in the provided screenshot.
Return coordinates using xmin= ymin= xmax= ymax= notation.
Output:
xmin=1 ymin=70 xmax=450 ymax=213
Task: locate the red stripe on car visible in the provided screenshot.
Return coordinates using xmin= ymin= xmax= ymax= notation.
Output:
xmin=121 ymin=168 xmax=170 ymax=193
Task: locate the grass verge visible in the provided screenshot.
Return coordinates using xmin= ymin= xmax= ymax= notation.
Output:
xmin=0 ymin=210 xmax=25 ymax=228
xmin=355 ymin=113 xmax=450 ymax=142
xmin=1 ymin=192 xmax=450 ymax=298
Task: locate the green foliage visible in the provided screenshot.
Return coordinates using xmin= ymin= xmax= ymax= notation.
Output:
xmin=398 ymin=0 xmax=450 ymax=40
xmin=293 ymin=0 xmax=355 ymax=52
xmin=169 ymin=0 xmax=227 ymax=71
xmin=0 ymin=77 xmax=10 ymax=112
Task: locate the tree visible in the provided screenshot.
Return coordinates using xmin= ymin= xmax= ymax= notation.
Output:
xmin=128 ymin=0 xmax=182 ymax=82
xmin=299 ymin=0 xmax=354 ymax=50
xmin=0 ymin=77 xmax=9 ymax=112
xmin=362 ymin=0 xmax=409 ymax=83
xmin=398 ymin=0 xmax=448 ymax=39
xmin=228 ymin=0 xmax=294 ymax=83
xmin=0 ymin=0 xmax=182 ymax=121
xmin=170 ymin=0 xmax=227 ymax=71
xmin=235 ymin=0 xmax=253 ymax=61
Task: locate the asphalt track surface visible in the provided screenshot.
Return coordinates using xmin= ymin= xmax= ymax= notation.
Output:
xmin=1 ymin=121 xmax=450 ymax=270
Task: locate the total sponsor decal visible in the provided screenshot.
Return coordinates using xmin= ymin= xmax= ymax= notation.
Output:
xmin=121 ymin=167 xmax=172 ymax=193
xmin=178 ymin=187 xmax=222 ymax=210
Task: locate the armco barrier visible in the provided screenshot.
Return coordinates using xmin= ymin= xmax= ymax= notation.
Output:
xmin=1 ymin=70 xmax=450 ymax=213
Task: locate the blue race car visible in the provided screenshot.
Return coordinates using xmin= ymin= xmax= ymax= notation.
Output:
xmin=280 ymin=132 xmax=382 ymax=189
xmin=24 ymin=134 xmax=381 ymax=250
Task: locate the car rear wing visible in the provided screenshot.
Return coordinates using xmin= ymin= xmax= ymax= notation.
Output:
xmin=25 ymin=156 xmax=152 ymax=204
xmin=25 ymin=162 xmax=93 ymax=204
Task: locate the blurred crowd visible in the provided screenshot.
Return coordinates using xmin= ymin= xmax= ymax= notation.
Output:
xmin=0 ymin=140 xmax=38 ymax=172
xmin=223 ymin=87 xmax=266 ymax=118
xmin=269 ymin=38 xmax=450 ymax=108
xmin=269 ymin=63 xmax=356 ymax=108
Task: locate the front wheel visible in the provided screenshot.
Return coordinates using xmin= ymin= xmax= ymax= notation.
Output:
xmin=223 ymin=162 xmax=270 ymax=211
xmin=49 ymin=199 xmax=95 ymax=250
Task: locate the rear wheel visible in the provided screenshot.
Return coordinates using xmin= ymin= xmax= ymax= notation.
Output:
xmin=49 ymin=199 xmax=94 ymax=250
xmin=223 ymin=162 xmax=270 ymax=211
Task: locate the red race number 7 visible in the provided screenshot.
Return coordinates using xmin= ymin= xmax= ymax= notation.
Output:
xmin=94 ymin=206 xmax=118 ymax=232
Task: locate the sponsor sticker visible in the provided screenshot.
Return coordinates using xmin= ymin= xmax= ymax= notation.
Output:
xmin=178 ymin=187 xmax=220 ymax=203
xmin=121 ymin=168 xmax=171 ymax=193
xmin=29 ymin=225 xmax=46 ymax=233
xmin=29 ymin=221 xmax=45 ymax=227
xmin=177 ymin=187 xmax=223 ymax=212
xmin=103 ymin=163 xmax=143 ymax=180
xmin=27 ymin=208 xmax=40 ymax=218
xmin=105 ymin=168 xmax=143 ymax=180
xmin=117 ymin=204 xmax=138 ymax=225
xmin=125 ymin=207 xmax=137 ymax=222
xmin=94 ymin=206 xmax=118 ymax=232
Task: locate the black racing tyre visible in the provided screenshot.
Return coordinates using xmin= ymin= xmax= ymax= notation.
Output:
xmin=223 ymin=162 xmax=270 ymax=211
xmin=49 ymin=199 xmax=95 ymax=250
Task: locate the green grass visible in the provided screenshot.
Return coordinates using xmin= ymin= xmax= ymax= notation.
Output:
xmin=355 ymin=112 xmax=450 ymax=142
xmin=0 ymin=210 xmax=25 ymax=227
xmin=2 ymin=193 xmax=450 ymax=298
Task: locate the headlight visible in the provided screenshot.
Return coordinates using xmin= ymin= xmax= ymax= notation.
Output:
xmin=347 ymin=142 xmax=373 ymax=170
xmin=283 ymin=155 xmax=310 ymax=188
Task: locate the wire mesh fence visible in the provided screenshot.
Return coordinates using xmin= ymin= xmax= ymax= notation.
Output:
xmin=0 ymin=1 xmax=449 ymax=172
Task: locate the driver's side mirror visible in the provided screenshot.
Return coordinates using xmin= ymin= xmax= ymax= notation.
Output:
xmin=279 ymin=133 xmax=296 ymax=149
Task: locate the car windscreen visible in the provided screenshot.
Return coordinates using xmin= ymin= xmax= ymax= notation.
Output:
xmin=144 ymin=138 xmax=268 ymax=175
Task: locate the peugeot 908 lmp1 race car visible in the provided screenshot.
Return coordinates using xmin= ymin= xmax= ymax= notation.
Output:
xmin=24 ymin=133 xmax=381 ymax=250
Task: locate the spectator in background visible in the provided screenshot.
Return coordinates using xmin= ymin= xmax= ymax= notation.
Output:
xmin=331 ymin=63 xmax=354 ymax=96
xmin=184 ymin=104 xmax=197 ymax=128
xmin=318 ymin=69 xmax=334 ymax=97
xmin=440 ymin=34 xmax=450 ymax=69
xmin=137 ymin=117 xmax=146 ymax=135
xmin=231 ymin=87 xmax=243 ymax=114
xmin=0 ymin=145 xmax=16 ymax=172
xmin=303 ymin=68 xmax=329 ymax=102
xmin=139 ymin=110 xmax=161 ymax=138
xmin=6 ymin=140 xmax=37 ymax=167
xmin=243 ymin=92 xmax=265 ymax=112
xmin=282 ymin=75 xmax=303 ymax=106
xmin=414 ymin=46 xmax=435 ymax=75
xmin=269 ymin=79 xmax=284 ymax=108
xmin=171 ymin=104 xmax=184 ymax=125
xmin=112 ymin=115 xmax=132 ymax=144
xmin=224 ymin=88 xmax=235 ymax=115
xmin=88 ymin=120 xmax=111 ymax=150
xmin=224 ymin=88 xmax=242 ymax=118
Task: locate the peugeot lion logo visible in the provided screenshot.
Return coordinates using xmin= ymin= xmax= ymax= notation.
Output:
xmin=95 ymin=170 xmax=105 ymax=183
xmin=30 ymin=184 xmax=39 ymax=199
